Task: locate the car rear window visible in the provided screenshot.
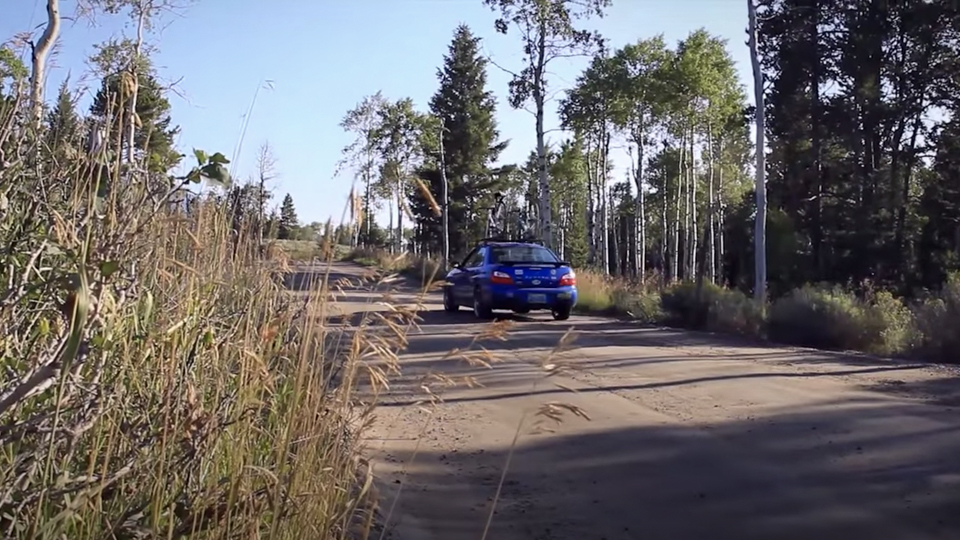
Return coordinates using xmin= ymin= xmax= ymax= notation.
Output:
xmin=490 ymin=246 xmax=559 ymax=264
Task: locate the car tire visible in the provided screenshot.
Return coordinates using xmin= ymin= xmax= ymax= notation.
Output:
xmin=551 ymin=306 xmax=571 ymax=321
xmin=443 ymin=287 xmax=459 ymax=312
xmin=473 ymin=288 xmax=493 ymax=320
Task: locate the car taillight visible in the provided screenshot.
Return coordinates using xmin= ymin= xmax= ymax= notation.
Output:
xmin=559 ymin=272 xmax=576 ymax=286
xmin=491 ymin=271 xmax=513 ymax=284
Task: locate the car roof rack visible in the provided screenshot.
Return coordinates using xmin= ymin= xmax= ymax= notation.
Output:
xmin=478 ymin=235 xmax=545 ymax=246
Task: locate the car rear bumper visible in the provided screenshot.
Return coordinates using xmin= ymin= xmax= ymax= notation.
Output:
xmin=487 ymin=285 xmax=578 ymax=310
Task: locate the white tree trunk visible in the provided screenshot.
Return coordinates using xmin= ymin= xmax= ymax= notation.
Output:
xmin=387 ymin=204 xmax=394 ymax=253
xmin=631 ymin=141 xmax=646 ymax=281
xmin=29 ymin=0 xmax=61 ymax=128
xmin=534 ymin=30 xmax=553 ymax=250
xmin=127 ymin=3 xmax=147 ymax=164
xmin=585 ymin=139 xmax=597 ymax=264
xmin=673 ymin=132 xmax=685 ymax=282
xmin=661 ymin=172 xmax=668 ymax=286
xmin=707 ymin=118 xmax=716 ymax=283
xmin=687 ymin=126 xmax=697 ymax=280
xmin=600 ymin=130 xmax=610 ymax=274
xmin=586 ymin=164 xmax=596 ymax=263
xmin=395 ymin=163 xmax=404 ymax=253
xmin=717 ymin=137 xmax=726 ymax=285
xmin=748 ymin=0 xmax=768 ymax=304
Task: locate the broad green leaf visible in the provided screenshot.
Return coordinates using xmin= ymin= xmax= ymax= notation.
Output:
xmin=200 ymin=162 xmax=231 ymax=186
xmin=99 ymin=260 xmax=121 ymax=278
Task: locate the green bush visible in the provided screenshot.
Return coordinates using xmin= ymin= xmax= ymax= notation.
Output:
xmin=343 ymin=247 xmax=443 ymax=286
xmin=707 ymin=288 xmax=765 ymax=338
xmin=767 ymin=284 xmax=912 ymax=355
xmin=622 ymin=289 xmax=665 ymax=323
xmin=660 ymin=280 xmax=763 ymax=337
xmin=406 ymin=255 xmax=445 ymax=286
xmin=660 ymin=280 xmax=724 ymax=328
xmin=864 ymin=290 xmax=915 ymax=356
xmin=911 ymin=273 xmax=960 ymax=362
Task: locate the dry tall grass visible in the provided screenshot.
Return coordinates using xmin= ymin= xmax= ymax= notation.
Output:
xmin=0 ymin=92 xmax=419 ymax=536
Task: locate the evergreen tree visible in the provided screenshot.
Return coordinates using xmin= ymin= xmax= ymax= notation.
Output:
xmin=45 ymin=80 xmax=81 ymax=161
xmin=0 ymin=46 xmax=26 ymax=98
xmin=90 ymin=71 xmax=181 ymax=172
xmin=550 ymin=140 xmax=589 ymax=267
xmin=264 ymin=209 xmax=280 ymax=240
xmin=758 ymin=0 xmax=960 ymax=291
xmin=278 ymin=193 xmax=299 ymax=240
xmin=412 ymin=24 xmax=507 ymax=258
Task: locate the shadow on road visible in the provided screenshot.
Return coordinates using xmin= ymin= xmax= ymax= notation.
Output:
xmin=376 ymin=359 xmax=930 ymax=408
xmin=378 ymin=401 xmax=960 ymax=540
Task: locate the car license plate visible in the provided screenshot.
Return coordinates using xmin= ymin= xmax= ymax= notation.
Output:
xmin=527 ymin=293 xmax=546 ymax=304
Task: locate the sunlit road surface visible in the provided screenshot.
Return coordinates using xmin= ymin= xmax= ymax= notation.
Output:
xmin=303 ymin=262 xmax=960 ymax=540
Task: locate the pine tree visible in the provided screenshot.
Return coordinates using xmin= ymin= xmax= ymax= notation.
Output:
xmin=412 ymin=24 xmax=507 ymax=258
xmin=278 ymin=193 xmax=299 ymax=240
xmin=90 ymin=71 xmax=181 ymax=172
xmin=45 ymin=80 xmax=81 ymax=161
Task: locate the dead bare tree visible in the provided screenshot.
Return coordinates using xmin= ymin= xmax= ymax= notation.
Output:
xmin=255 ymin=141 xmax=278 ymax=244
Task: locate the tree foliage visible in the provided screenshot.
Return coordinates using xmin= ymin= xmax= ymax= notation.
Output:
xmin=278 ymin=193 xmax=299 ymax=240
xmin=757 ymin=0 xmax=960 ymax=293
xmin=484 ymin=0 xmax=610 ymax=248
xmin=410 ymin=24 xmax=508 ymax=257
xmin=89 ymin=68 xmax=181 ymax=172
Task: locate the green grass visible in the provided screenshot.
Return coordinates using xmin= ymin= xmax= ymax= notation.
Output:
xmin=341 ymin=247 xmax=444 ymax=288
xmin=273 ymin=239 xmax=351 ymax=261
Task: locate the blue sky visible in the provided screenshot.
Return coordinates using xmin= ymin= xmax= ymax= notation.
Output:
xmin=3 ymin=0 xmax=752 ymax=226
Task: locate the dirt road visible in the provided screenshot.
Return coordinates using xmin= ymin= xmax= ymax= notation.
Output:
xmin=309 ymin=262 xmax=960 ymax=540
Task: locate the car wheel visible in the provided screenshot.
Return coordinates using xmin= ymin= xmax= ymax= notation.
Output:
xmin=473 ymin=288 xmax=493 ymax=320
xmin=443 ymin=287 xmax=459 ymax=313
xmin=551 ymin=306 xmax=571 ymax=321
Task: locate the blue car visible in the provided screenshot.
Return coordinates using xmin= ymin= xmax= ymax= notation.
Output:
xmin=442 ymin=239 xmax=578 ymax=321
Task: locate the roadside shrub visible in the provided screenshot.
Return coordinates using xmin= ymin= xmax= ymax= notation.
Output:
xmin=911 ymin=273 xmax=960 ymax=362
xmin=660 ymin=280 xmax=723 ymax=328
xmin=276 ymin=238 xmax=321 ymax=260
xmin=660 ymin=281 xmax=763 ymax=337
xmin=575 ymin=270 xmax=617 ymax=313
xmin=768 ymin=285 xmax=861 ymax=349
xmin=343 ymin=246 xmax=393 ymax=267
xmin=706 ymin=288 xmax=765 ymax=338
xmin=767 ymin=284 xmax=911 ymax=355
xmin=406 ymin=254 xmax=444 ymax=286
xmin=344 ymin=247 xmax=443 ymax=286
xmin=862 ymin=289 xmax=915 ymax=356
xmin=620 ymin=288 xmax=665 ymax=323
